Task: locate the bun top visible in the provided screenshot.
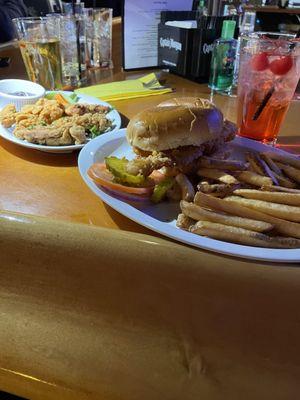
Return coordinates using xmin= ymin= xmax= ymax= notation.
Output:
xmin=126 ymin=99 xmax=224 ymax=152
xmin=158 ymin=97 xmax=211 ymax=108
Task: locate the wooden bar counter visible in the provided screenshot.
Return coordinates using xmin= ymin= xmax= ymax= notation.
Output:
xmin=1 ymin=27 xmax=300 ymax=400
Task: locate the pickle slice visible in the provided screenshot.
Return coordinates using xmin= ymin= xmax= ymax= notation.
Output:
xmin=105 ymin=156 xmax=146 ymax=186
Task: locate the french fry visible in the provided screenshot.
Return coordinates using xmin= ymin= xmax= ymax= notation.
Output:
xmin=180 ymin=200 xmax=273 ymax=232
xmin=194 ymin=191 xmax=300 ymax=239
xmin=175 ymin=173 xmax=195 ymax=202
xmin=246 ymin=153 xmax=264 ymax=175
xmin=197 ymin=156 xmax=247 ymax=171
xmin=177 ymin=147 xmax=300 ymax=249
xmin=261 ymin=153 xmax=283 ymax=176
xmin=233 ymin=189 xmax=300 ymax=206
xmin=270 ymin=236 xmax=300 ymax=249
xmin=236 ymin=171 xmax=272 ymax=187
xmin=197 ymin=182 xmax=227 ymax=193
xmin=263 ymin=152 xmax=300 ymax=169
xmin=224 ymin=196 xmax=300 ymax=222
xmin=189 ymin=221 xmax=300 ymax=248
xmin=176 ymin=213 xmax=195 ymax=230
xmin=197 ymin=168 xmax=239 ymax=184
xmin=254 ymin=155 xmax=279 ymax=185
xmin=276 ymin=162 xmax=300 ymax=184
xmin=197 ymin=182 xmax=238 ymax=198
xmin=271 ymin=172 xmax=297 ymax=188
xmin=263 ymin=185 xmax=300 ymax=194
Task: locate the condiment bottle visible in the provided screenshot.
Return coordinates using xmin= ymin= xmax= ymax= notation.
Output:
xmin=208 ymin=20 xmax=237 ymax=93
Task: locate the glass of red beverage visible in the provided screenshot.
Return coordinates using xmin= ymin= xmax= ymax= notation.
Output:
xmin=237 ymin=32 xmax=300 ymax=145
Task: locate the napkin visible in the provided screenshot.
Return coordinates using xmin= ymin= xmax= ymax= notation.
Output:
xmin=74 ymin=73 xmax=172 ymax=102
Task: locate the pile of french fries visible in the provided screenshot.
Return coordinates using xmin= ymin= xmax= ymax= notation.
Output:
xmin=176 ymin=151 xmax=300 ymax=248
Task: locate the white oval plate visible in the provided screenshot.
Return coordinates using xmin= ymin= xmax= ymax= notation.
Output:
xmin=78 ymin=128 xmax=300 ymax=263
xmin=0 ymin=92 xmax=121 ymax=153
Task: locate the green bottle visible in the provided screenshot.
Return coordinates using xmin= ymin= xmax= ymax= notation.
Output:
xmin=209 ymin=20 xmax=237 ymax=93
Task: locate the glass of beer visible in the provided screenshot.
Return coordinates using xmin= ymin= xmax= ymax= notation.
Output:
xmin=13 ymin=17 xmax=63 ymax=90
xmin=237 ymin=32 xmax=300 ymax=145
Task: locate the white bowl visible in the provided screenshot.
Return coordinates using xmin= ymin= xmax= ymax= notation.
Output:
xmin=0 ymin=79 xmax=45 ymax=110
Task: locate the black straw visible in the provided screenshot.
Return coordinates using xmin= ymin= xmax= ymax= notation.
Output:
xmin=252 ymin=86 xmax=275 ymax=121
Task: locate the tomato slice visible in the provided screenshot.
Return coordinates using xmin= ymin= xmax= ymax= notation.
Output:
xmin=88 ymin=163 xmax=154 ymax=196
xmin=251 ymin=52 xmax=269 ymax=72
xmin=269 ymin=55 xmax=293 ymax=76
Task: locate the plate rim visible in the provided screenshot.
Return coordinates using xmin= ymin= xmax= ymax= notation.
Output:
xmin=78 ymin=128 xmax=300 ymax=263
xmin=0 ymin=91 xmax=122 ymax=153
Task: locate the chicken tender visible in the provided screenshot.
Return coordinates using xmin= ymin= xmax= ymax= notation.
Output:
xmin=0 ymin=104 xmax=17 ymax=128
xmin=69 ymin=125 xmax=87 ymax=144
xmin=70 ymin=112 xmax=112 ymax=132
xmin=126 ymin=152 xmax=173 ymax=176
xmin=16 ymin=124 xmax=74 ymax=146
xmin=65 ymin=103 xmax=110 ymax=116
xmin=38 ymin=101 xmax=65 ymax=124
xmin=16 ymin=116 xmax=39 ymax=129
xmin=16 ymin=120 xmax=88 ymax=146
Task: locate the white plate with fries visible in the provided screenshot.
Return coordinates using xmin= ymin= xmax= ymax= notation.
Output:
xmin=79 ymin=129 xmax=300 ymax=263
xmin=0 ymin=92 xmax=121 ymax=153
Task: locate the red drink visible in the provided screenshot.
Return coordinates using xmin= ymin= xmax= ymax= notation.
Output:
xmin=237 ymin=33 xmax=300 ymax=145
xmin=237 ymin=89 xmax=290 ymax=143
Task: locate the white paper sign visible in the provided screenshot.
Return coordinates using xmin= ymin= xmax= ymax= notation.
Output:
xmin=123 ymin=0 xmax=194 ymax=70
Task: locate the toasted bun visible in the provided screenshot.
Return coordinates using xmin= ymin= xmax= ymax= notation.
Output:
xmin=158 ymin=97 xmax=211 ymax=109
xmin=126 ymin=100 xmax=224 ymax=152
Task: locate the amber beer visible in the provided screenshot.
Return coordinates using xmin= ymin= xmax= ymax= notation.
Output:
xmin=237 ymin=33 xmax=300 ymax=145
xmin=13 ymin=17 xmax=63 ymax=90
xmin=19 ymin=39 xmax=62 ymax=90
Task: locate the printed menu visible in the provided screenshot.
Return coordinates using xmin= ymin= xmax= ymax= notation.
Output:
xmin=123 ymin=0 xmax=194 ymax=70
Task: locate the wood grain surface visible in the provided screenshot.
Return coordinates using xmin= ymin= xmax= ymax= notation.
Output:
xmin=1 ymin=211 xmax=300 ymax=400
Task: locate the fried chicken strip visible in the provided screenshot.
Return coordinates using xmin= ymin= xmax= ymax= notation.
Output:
xmin=65 ymin=103 xmax=110 ymax=116
xmin=126 ymin=118 xmax=237 ymax=177
xmin=15 ymin=124 xmax=74 ymax=146
xmin=126 ymin=152 xmax=173 ymax=176
xmin=0 ymin=104 xmax=17 ymax=128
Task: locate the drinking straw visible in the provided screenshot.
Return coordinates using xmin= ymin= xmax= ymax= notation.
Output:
xmin=253 ymin=30 xmax=300 ymax=121
xmin=252 ymin=86 xmax=275 ymax=121
xmin=72 ymin=0 xmax=82 ymax=80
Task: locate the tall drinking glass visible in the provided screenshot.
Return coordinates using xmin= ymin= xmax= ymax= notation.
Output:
xmin=13 ymin=17 xmax=63 ymax=90
xmin=46 ymin=13 xmax=87 ymax=87
xmin=83 ymin=8 xmax=94 ymax=68
xmin=92 ymin=8 xmax=113 ymax=68
xmin=237 ymin=32 xmax=300 ymax=145
xmin=60 ymin=14 xmax=86 ymax=87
